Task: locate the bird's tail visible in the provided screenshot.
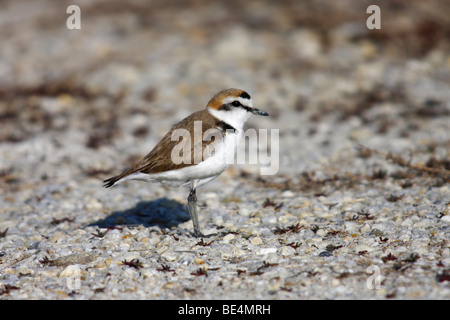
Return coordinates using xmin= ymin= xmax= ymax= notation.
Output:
xmin=103 ymin=175 xmax=121 ymax=188
xmin=103 ymin=166 xmax=140 ymax=188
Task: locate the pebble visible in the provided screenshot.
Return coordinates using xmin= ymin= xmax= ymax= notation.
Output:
xmin=318 ymin=251 xmax=333 ymax=257
xmin=59 ymin=265 xmax=84 ymax=278
xmin=316 ymin=229 xmax=327 ymax=237
xmin=50 ymin=231 xmax=67 ymax=243
xmin=3 ymin=274 xmax=19 ymax=285
xmin=239 ymin=208 xmax=252 ymax=217
xmin=281 ymin=190 xmax=295 ymax=198
xmin=250 ymin=237 xmax=263 ymax=245
xmin=281 ymin=246 xmax=296 ymax=256
xmin=222 ymin=233 xmax=235 ymax=243
xmin=86 ymin=198 xmax=103 ymax=211
xmin=440 ymin=216 xmax=450 ymax=224
xmin=161 ymin=251 xmax=178 ymax=262
xmin=256 ymin=247 xmax=277 ymax=255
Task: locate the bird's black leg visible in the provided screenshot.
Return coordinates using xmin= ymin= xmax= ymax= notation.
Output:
xmin=187 ymin=188 xmax=202 ymax=237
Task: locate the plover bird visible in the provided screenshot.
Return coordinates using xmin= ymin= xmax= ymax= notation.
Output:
xmin=103 ymin=88 xmax=268 ymax=237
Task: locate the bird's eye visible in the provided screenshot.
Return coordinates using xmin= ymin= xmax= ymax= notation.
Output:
xmin=231 ymin=101 xmax=241 ymax=107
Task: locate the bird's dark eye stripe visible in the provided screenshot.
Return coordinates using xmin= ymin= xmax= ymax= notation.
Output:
xmin=218 ymin=100 xmax=253 ymax=111
xmin=218 ymin=104 xmax=232 ymax=111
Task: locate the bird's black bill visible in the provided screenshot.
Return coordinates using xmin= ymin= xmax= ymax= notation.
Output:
xmin=252 ymin=108 xmax=269 ymax=116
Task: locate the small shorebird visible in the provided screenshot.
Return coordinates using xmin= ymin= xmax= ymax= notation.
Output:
xmin=103 ymin=88 xmax=268 ymax=237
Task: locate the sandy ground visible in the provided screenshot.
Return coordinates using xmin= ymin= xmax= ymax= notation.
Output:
xmin=0 ymin=0 xmax=449 ymax=299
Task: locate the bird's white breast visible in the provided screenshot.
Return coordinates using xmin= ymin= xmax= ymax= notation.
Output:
xmin=126 ymin=128 xmax=241 ymax=189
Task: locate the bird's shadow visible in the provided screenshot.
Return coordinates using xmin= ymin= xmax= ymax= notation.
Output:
xmin=89 ymin=197 xmax=191 ymax=230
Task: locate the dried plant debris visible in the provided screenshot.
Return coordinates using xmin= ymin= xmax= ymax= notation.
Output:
xmin=156 ymin=264 xmax=176 ymax=275
xmin=191 ymin=267 xmax=208 ymax=277
xmin=0 ymin=228 xmax=8 ymax=238
xmin=263 ymin=198 xmax=283 ymax=211
xmin=39 ymin=256 xmax=54 ymax=265
xmin=347 ymin=209 xmax=375 ymax=221
xmin=50 ymin=217 xmax=74 ymax=225
xmin=274 ymin=223 xmax=303 ymax=235
xmin=382 ymin=253 xmax=398 ymax=263
xmin=436 ymin=270 xmax=450 ymax=283
xmin=393 ymin=253 xmax=421 ymax=272
xmin=246 ymin=144 xmax=449 ymax=197
xmin=91 ymin=228 xmax=110 ymax=238
xmin=38 ymin=254 xmax=95 ymax=268
xmin=0 ymin=285 xmax=20 ymax=296
xmin=190 ymin=267 xmax=220 ymax=277
xmin=385 ymin=194 xmax=404 ymax=202
xmin=357 ymin=144 xmax=450 ymax=182
xmin=250 ymin=262 xmax=279 ymax=276
xmin=122 ymin=259 xmax=143 ymax=270
xmin=196 ymin=239 xmax=215 ymax=247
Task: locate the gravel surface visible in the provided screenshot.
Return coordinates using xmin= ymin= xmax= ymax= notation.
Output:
xmin=1 ymin=0 xmax=449 ymax=299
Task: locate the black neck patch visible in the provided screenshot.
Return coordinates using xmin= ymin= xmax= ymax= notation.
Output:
xmin=218 ymin=120 xmax=237 ymax=133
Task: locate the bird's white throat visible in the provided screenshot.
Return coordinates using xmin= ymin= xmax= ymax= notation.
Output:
xmin=207 ymin=107 xmax=251 ymax=132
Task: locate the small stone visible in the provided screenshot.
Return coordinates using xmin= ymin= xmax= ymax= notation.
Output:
xmin=256 ymin=247 xmax=277 ymax=255
xmin=161 ymin=251 xmax=178 ymax=262
xmin=40 ymin=269 xmax=60 ymax=278
xmin=278 ymin=215 xmax=291 ymax=223
xmin=302 ymin=229 xmax=316 ymax=240
xmin=360 ymin=223 xmax=371 ymax=233
xmin=370 ymin=229 xmax=384 ymax=237
xmin=59 ymin=264 xmax=83 ymax=278
xmin=281 ymin=246 xmax=296 ymax=256
xmin=223 ymin=233 xmax=235 ymax=243
xmin=399 ymin=234 xmax=410 ymax=242
xmin=163 ymin=282 xmax=175 ymax=289
xmin=354 ymin=245 xmax=375 ymax=253
xmin=213 ymin=215 xmax=224 ymax=225
xmin=440 ymin=215 xmax=450 ymax=224
xmin=262 ymin=216 xmax=277 ymax=224
xmin=318 ymin=251 xmax=333 ymax=257
xmin=232 ymin=247 xmax=246 ymax=258
xmin=316 ymin=229 xmax=327 ymax=237
xmin=113 ymin=194 xmax=123 ymax=203
xmin=95 ymin=258 xmax=113 ymax=268
xmin=239 ymin=208 xmax=251 ymax=217
xmin=49 ymin=231 xmax=67 ymax=243
xmin=250 ymin=237 xmax=263 ymax=245
xmin=86 ymin=198 xmax=103 ymax=211
xmin=16 ymin=266 xmax=34 ymax=277
xmin=3 ymin=274 xmax=19 ymax=285
xmin=281 ymin=190 xmax=295 ymax=198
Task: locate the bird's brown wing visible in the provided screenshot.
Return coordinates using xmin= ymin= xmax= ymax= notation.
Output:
xmin=103 ymin=110 xmax=229 ymax=188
